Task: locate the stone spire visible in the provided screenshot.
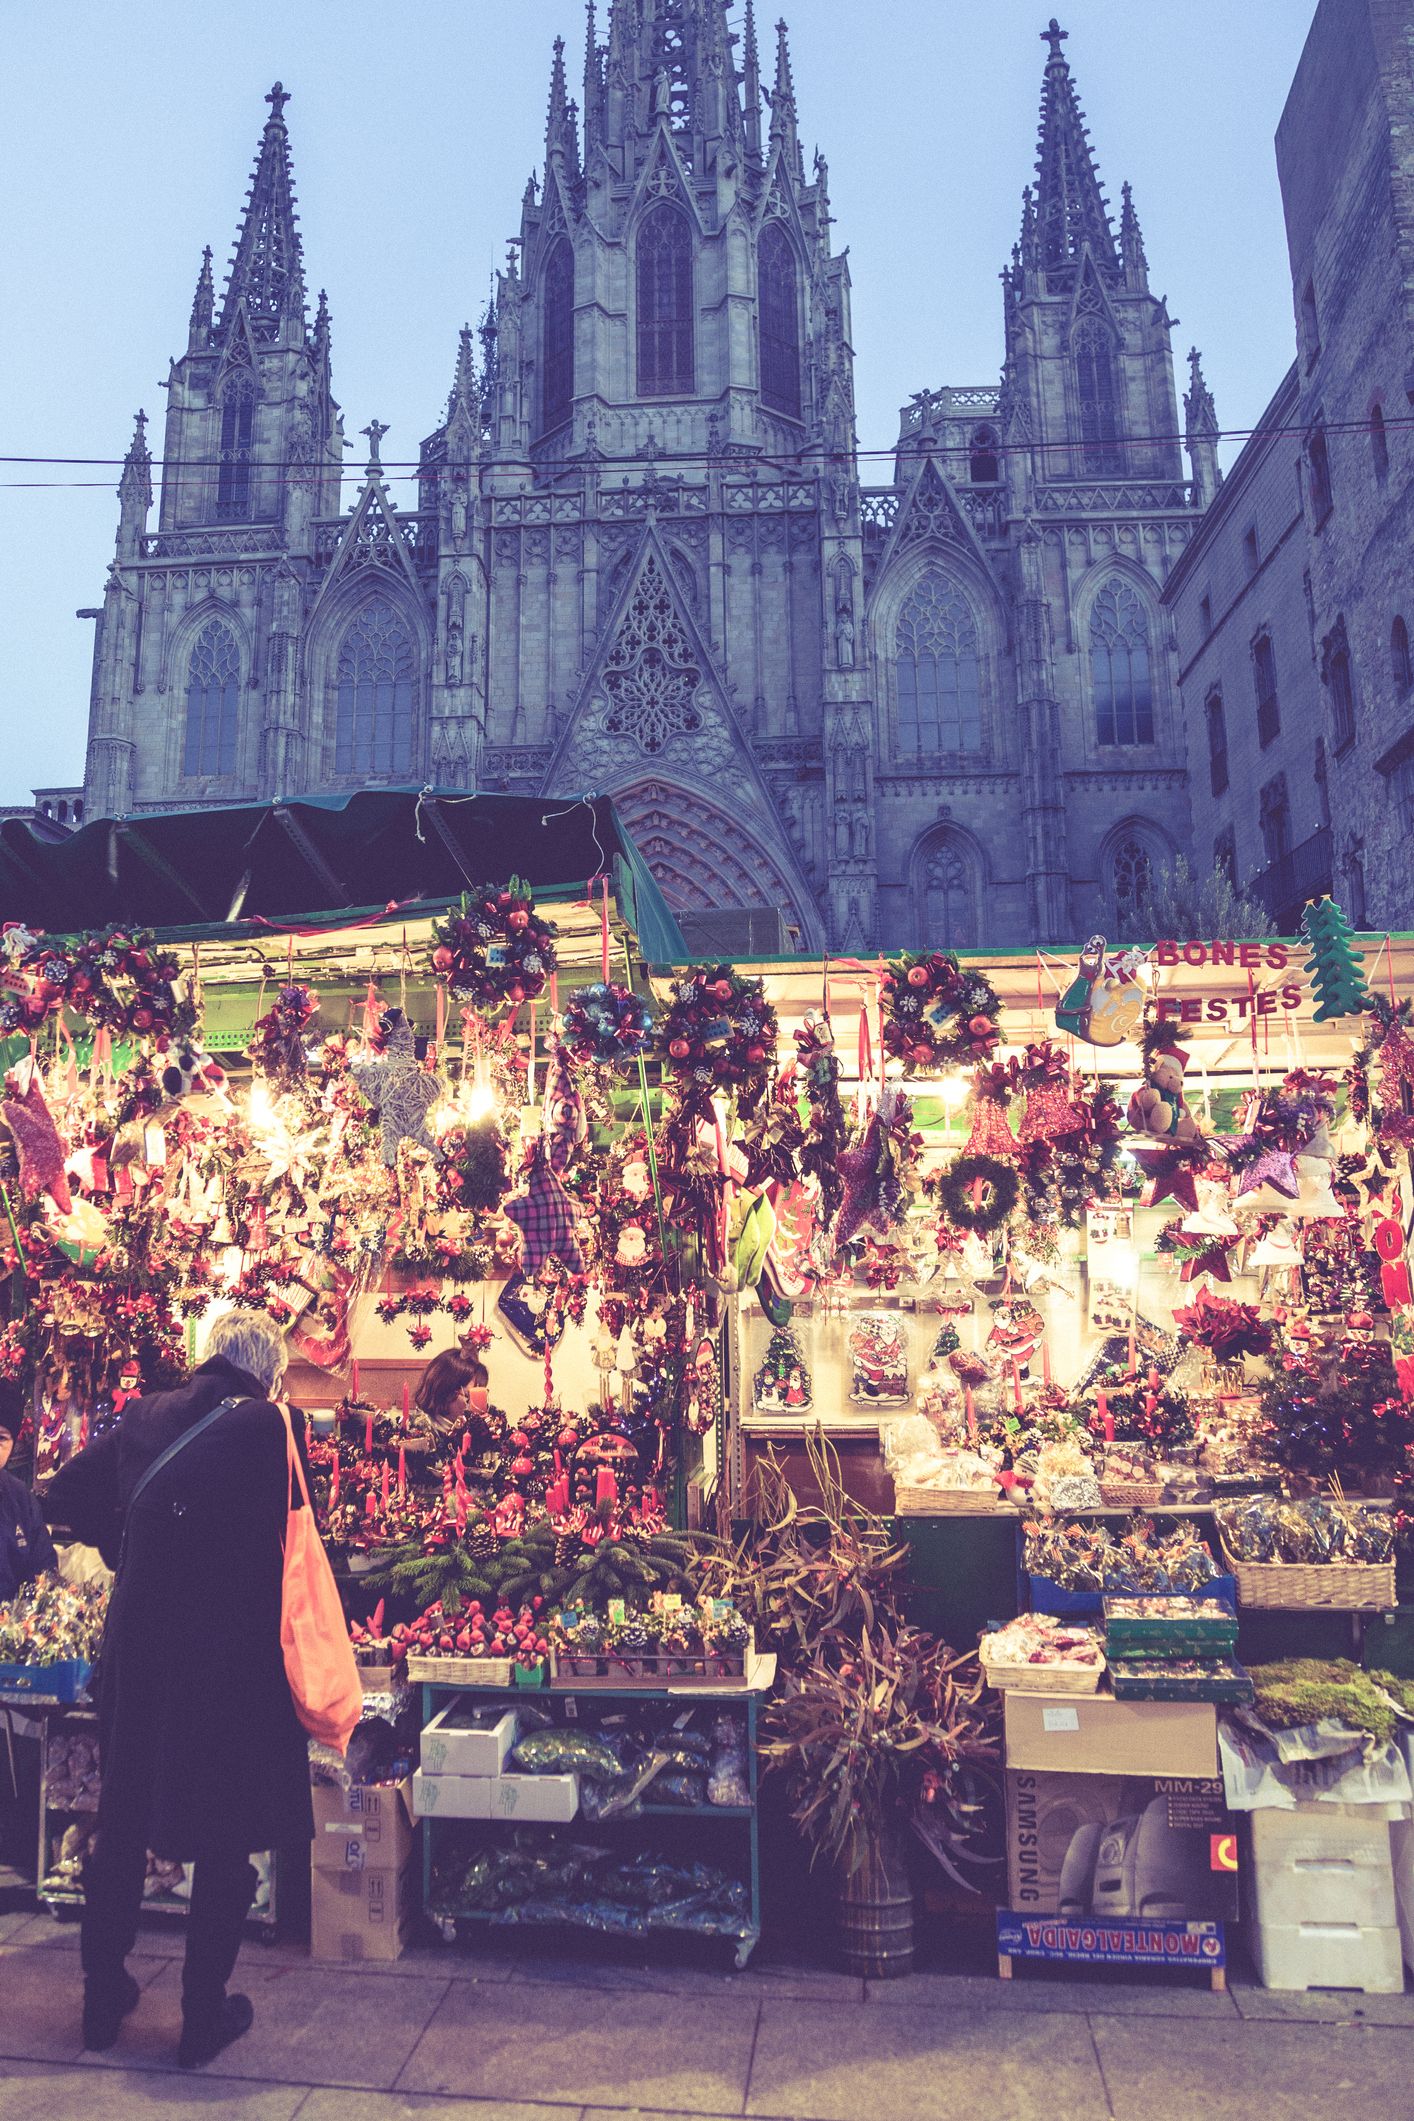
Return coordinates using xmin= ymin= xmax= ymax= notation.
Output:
xmin=187 ymin=245 xmax=214 ymax=352
xmin=595 ymin=0 xmax=743 ymax=174
xmin=582 ymin=0 xmax=605 ymax=156
xmin=769 ymin=18 xmax=803 ymax=180
xmin=1184 ymin=346 xmax=1223 ymax=508
xmin=1032 ymin=21 xmax=1118 ymax=286
xmin=1119 ymin=180 xmax=1149 ymax=286
xmin=217 ymin=82 xmax=307 ymax=345
xmin=742 ymin=0 xmax=763 ymax=162
xmin=446 ymin=323 xmax=479 ymax=426
xmin=116 ymin=409 xmax=153 ymax=557
xmin=545 ymin=35 xmax=580 ymax=173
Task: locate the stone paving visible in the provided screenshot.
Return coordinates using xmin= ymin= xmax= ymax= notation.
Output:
xmin=1 ymin=1907 xmax=1413 ymax=2120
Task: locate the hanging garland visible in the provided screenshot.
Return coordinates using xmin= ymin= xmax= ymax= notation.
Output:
xmin=429 ymin=879 xmax=558 ymax=1016
xmin=880 ymin=950 xmax=1002 ymax=1072
xmin=655 ymin=964 xmax=778 ymax=1113
xmin=250 ymin=982 xmax=320 ymax=1081
xmin=561 ymin=981 xmax=654 ymax=1067
xmin=935 ymin=1152 xmax=1019 ymax=1235
xmin=0 ymin=923 xmax=197 ymax=1045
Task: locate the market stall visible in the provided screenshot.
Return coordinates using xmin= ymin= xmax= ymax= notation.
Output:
xmin=3 ymin=810 xmax=1414 ymax=1987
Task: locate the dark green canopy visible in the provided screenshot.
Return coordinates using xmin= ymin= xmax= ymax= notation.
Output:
xmin=0 ymin=787 xmax=686 ymax=962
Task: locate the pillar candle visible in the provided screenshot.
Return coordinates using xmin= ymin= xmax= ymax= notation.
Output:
xmin=402 ymin=1383 xmax=411 ymax=1429
xmin=595 ymin=1466 xmax=618 ymax=1507
xmin=329 ymin=1453 xmax=339 ymax=1505
xmin=381 ymin=1462 xmax=390 ymax=1509
xmin=1148 ymin=1365 xmax=1161 ymax=1394
xmin=365 ymin=1490 xmax=376 ymax=1521
xmin=1041 ymin=1340 xmax=1052 ymax=1387
xmin=1097 ymin=1388 xmax=1114 ymax=1442
xmin=364 ymin=1411 xmax=374 ymax=1456
xmin=397 ymin=1447 xmax=407 ymax=1496
xmin=965 ymin=1386 xmax=976 ymax=1440
xmin=1010 ymin=1359 xmax=1024 ymax=1414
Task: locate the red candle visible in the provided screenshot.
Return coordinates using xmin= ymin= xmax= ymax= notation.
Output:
xmin=965 ymin=1386 xmax=977 ymax=1440
xmin=455 ymin=1490 xmax=467 ymax=1534
xmin=595 ymin=1466 xmax=618 ymax=1507
xmin=1041 ymin=1341 xmax=1052 ymax=1388
xmin=1148 ymin=1365 xmax=1160 ymax=1394
xmin=397 ymin=1447 xmax=407 ymax=1496
xmin=1097 ymin=1389 xmax=1114 ymax=1442
xmin=329 ymin=1453 xmax=340 ymax=1504
xmin=402 ymin=1383 xmax=411 ymax=1429
xmin=364 ymin=1411 xmax=374 ymax=1456
xmin=351 ymin=1360 xmax=360 ymax=1400
xmin=1010 ymin=1359 xmax=1024 ymax=1414
xmin=381 ymin=1462 xmax=390 ymax=1509
xmin=1127 ymin=1332 xmax=1137 ymax=1377
xmin=365 ymin=1490 xmax=376 ymax=1521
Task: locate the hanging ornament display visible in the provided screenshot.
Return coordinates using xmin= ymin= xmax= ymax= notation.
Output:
xmin=1053 ymin=934 xmax=1147 ymax=1047
xmin=655 ymin=964 xmax=778 ymax=1117
xmin=795 ymin=1013 xmax=848 ymax=1226
xmin=3 ymin=1065 xmax=73 ymax=1214
xmin=1127 ymin=1020 xmax=1202 ymax=1142
xmin=0 ymin=924 xmax=198 ymax=1045
xmin=1300 ymin=896 xmax=1371 ymax=1023
xmin=752 ymin=1321 xmax=813 ymax=1413
xmin=879 ymin=951 xmax=1002 ymax=1072
xmin=835 ymin=1085 xmax=923 ymax=1247
xmin=249 ymin=982 xmax=320 ymax=1082
xmin=429 ymin=879 xmax=557 ymax=1016
xmin=1016 ymin=1042 xmax=1082 ymax=1145
xmin=350 ymin=1010 xmax=442 ymax=1168
xmin=1350 ymin=997 xmax=1414 ymax=1148
xmin=963 ymin=1062 xmax=1021 ymax=1159
xmin=502 ymin=1141 xmax=586 ymax=1277
xmin=935 ymin=1152 xmax=1019 ymax=1236
xmin=847 ymin=1310 xmax=911 ymax=1407
xmin=561 ymin=982 xmax=654 ymax=1069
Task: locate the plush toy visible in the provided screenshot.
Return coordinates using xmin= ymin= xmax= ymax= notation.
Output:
xmin=159 ymin=1036 xmax=230 ymax=1106
xmin=502 ymin=1142 xmax=585 ymax=1276
xmin=1127 ymin=1044 xmax=1198 ymax=1141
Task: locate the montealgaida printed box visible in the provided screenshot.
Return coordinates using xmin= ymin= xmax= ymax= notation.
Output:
xmin=1006 ymin=1770 xmax=1240 ymax=1923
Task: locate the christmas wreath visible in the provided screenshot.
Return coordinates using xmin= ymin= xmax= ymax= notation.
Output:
xmin=250 ymin=982 xmax=319 ymax=1080
xmin=880 ymin=950 xmax=1002 ymax=1071
xmin=655 ymin=964 xmax=778 ymax=1112
xmin=936 ymin=1152 xmax=1019 ymax=1234
xmin=561 ymin=981 xmax=654 ymax=1067
xmin=0 ymin=924 xmax=197 ymax=1044
xmin=429 ymin=879 xmax=557 ymax=1016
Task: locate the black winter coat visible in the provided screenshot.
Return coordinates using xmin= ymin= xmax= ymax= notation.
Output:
xmin=49 ymin=1357 xmax=314 ymax=1861
xmin=0 ymin=1468 xmax=58 ymax=1602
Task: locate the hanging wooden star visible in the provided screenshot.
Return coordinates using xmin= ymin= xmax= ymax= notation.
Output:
xmin=350 ymin=1012 xmax=441 ymax=1168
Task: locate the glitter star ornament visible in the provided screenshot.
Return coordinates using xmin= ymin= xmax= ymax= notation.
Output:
xmin=350 ymin=1011 xmax=442 ymax=1168
xmin=3 ymin=1065 xmax=72 ymax=1214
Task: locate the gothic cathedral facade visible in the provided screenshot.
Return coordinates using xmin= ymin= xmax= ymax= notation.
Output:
xmin=82 ymin=10 xmax=1219 ymax=951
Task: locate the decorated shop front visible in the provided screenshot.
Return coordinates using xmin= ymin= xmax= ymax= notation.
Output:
xmin=3 ymin=799 xmax=1414 ymax=1987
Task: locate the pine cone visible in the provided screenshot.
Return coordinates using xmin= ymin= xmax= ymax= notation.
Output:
xmin=468 ymin=1528 xmax=496 ymax=1562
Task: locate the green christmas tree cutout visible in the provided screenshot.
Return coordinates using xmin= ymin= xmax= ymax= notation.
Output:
xmin=753 ymin=1323 xmax=812 ymax=1413
xmin=1301 ymin=897 xmax=1371 ymax=1023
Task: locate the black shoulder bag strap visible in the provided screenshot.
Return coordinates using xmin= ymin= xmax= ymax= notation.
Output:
xmin=124 ymin=1394 xmax=243 ymax=1522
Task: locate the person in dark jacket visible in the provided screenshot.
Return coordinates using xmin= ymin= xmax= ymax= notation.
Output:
xmin=49 ymin=1313 xmax=313 ymax=2069
xmin=0 ymin=1388 xmax=57 ymax=1602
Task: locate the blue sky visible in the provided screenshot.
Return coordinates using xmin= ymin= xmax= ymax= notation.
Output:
xmin=0 ymin=0 xmax=1317 ymax=804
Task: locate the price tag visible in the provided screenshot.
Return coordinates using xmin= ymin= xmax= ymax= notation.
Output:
xmin=1042 ymin=1705 xmax=1080 ymax=1733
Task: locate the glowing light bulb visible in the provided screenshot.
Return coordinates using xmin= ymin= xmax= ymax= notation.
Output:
xmin=940 ymin=1075 xmax=970 ymax=1110
xmin=467 ymin=1081 xmax=497 ymax=1121
xmin=247 ymin=1081 xmax=275 ymax=1132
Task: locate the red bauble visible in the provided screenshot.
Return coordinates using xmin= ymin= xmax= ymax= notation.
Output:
xmin=746 ymin=1043 xmax=766 ymax=1065
xmin=906 ymin=966 xmax=929 ymax=988
xmin=510 ymin=1454 xmax=535 ymax=1478
xmin=432 ymin=944 xmax=454 ymax=972
xmin=968 ymin=1014 xmax=995 ymax=1038
xmin=669 ymin=1037 xmax=691 ymax=1060
xmin=710 ymin=979 xmax=733 ymax=1001
xmin=506 ymin=982 xmax=525 ymax=1003
xmin=508 ymin=909 xmax=530 ymax=931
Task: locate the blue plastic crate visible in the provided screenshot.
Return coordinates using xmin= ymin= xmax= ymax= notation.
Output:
xmin=0 ymin=1658 xmax=91 ymax=1704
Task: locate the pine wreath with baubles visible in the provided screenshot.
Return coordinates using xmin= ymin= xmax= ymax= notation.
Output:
xmin=880 ymin=950 xmax=1002 ymax=1072
xmin=936 ymin=1152 xmax=1020 ymax=1235
xmin=561 ymin=981 xmax=654 ymax=1067
xmin=655 ymin=964 xmax=778 ymax=1113
xmin=429 ymin=879 xmax=558 ymax=1016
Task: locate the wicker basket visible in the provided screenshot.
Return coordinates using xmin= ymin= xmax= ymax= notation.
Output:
xmin=980 ymin=1653 xmax=1104 ymax=1695
xmin=1216 ymin=1535 xmax=1396 ymax=1612
xmin=894 ymin=1485 xmax=1007 ymax=1516
xmin=405 ymin=1653 xmax=513 ymax=1687
xmin=1099 ymin=1482 xmax=1164 ymax=1509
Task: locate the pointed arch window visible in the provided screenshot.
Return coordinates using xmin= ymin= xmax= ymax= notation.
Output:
xmin=969 ymin=426 xmax=1001 ymax=483
xmin=1110 ymin=834 xmax=1152 ymax=928
xmin=920 ymin=835 xmax=978 ymax=949
xmin=334 ymin=599 xmax=416 ymax=778
xmin=636 ymin=205 xmax=694 ymax=397
xmin=183 ymin=618 xmax=240 ymax=777
xmin=215 ymin=370 xmax=255 ymax=520
xmin=1072 ymin=317 xmax=1122 ymax=475
xmin=1090 ymin=578 xmax=1153 ymax=745
xmin=758 ymin=222 xmax=801 ymax=419
xmin=895 ymin=573 xmax=982 ymax=755
xmin=541 ymin=240 xmax=574 ymax=434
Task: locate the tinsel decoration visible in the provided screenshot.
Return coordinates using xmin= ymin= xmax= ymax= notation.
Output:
xmin=429 ymin=879 xmax=557 ymax=1016
xmin=1350 ymin=997 xmax=1414 ymax=1148
xmin=250 ymin=981 xmax=319 ymax=1081
xmin=561 ymin=981 xmax=654 ymax=1068
xmin=879 ymin=950 xmax=1002 ymax=1071
xmin=655 ymin=964 xmax=778 ymax=1119
xmin=935 ymin=1152 xmax=1019 ymax=1236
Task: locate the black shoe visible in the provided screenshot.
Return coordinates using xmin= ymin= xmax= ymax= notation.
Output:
xmin=82 ymin=1971 xmax=141 ymax=2051
xmin=178 ymin=1992 xmax=255 ymax=2071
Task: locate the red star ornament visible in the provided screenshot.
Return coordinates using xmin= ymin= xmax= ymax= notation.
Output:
xmin=1129 ymin=1141 xmax=1200 ymax=1213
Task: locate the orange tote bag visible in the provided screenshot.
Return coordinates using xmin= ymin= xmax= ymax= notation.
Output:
xmin=278 ymin=1403 xmax=361 ymax=1756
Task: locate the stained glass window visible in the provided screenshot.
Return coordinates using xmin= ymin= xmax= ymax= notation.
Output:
xmin=183 ymin=619 xmax=240 ymax=777
xmin=758 ymin=222 xmax=801 ymax=418
xmin=895 ymin=574 xmax=981 ymax=754
xmin=637 ymin=206 xmax=693 ymax=397
xmin=542 ymin=241 xmax=574 ymax=433
xmin=334 ymin=600 xmax=416 ymax=777
xmin=215 ymin=372 xmax=255 ymax=520
xmin=1090 ymin=579 xmax=1153 ymax=745
xmin=922 ymin=839 xmax=977 ymax=948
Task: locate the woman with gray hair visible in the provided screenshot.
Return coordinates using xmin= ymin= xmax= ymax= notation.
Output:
xmin=46 ymin=1310 xmax=315 ymax=2067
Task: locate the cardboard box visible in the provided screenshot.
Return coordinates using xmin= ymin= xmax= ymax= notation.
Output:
xmin=489 ymin=1771 xmax=579 ymax=1822
xmin=420 ymin=1704 xmax=519 ymax=1777
xmin=1250 ymin=1918 xmax=1404 ymax=1994
xmin=311 ymin=1776 xmax=416 ymax=1873
xmin=1004 ymin=1691 xmax=1218 ymax=1778
xmin=309 ymin=1858 xmax=419 ymax=1963
xmin=1251 ymin=1804 xmax=1396 ymax=1930
xmin=412 ymin=1766 xmax=492 ymax=1820
xmin=1006 ymin=1769 xmax=1240 ymax=1921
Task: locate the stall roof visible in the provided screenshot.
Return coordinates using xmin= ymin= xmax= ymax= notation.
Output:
xmin=0 ymin=788 xmax=687 ymax=963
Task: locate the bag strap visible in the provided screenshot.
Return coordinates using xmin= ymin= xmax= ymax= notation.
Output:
xmin=278 ymin=1401 xmax=313 ymax=1516
xmin=128 ymin=1395 xmax=242 ymax=1515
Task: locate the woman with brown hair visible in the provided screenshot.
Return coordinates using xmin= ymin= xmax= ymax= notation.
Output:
xmin=414 ymin=1348 xmax=491 ymax=1445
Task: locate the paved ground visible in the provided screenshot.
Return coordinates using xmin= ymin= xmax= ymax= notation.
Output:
xmin=1 ymin=1906 xmax=1413 ymax=2120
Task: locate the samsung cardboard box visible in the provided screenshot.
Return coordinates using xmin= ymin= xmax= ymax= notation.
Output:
xmin=309 ymin=1859 xmax=420 ymax=1963
xmin=1006 ymin=1769 xmax=1240 ymax=1922
xmin=311 ymin=1776 xmax=417 ymax=1874
xmin=1004 ymin=1692 xmax=1218 ymax=1779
